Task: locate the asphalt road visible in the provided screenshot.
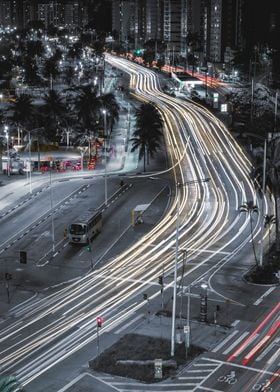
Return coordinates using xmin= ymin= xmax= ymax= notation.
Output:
xmin=0 ymin=58 xmax=279 ymax=392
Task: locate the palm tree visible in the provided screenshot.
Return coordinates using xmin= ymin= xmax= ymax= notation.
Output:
xmin=100 ymin=93 xmax=119 ymax=135
xmin=43 ymin=58 xmax=60 ymax=88
xmin=75 ymin=85 xmax=101 ymax=136
xmin=130 ymin=103 xmax=163 ymax=172
xmin=252 ymin=137 xmax=280 ymax=252
xmin=264 ymin=214 xmax=276 ymax=248
xmin=0 ymin=376 xmax=23 ymax=391
xmin=8 ymin=94 xmax=35 ymax=143
xmin=0 ymin=133 xmax=6 ymax=172
xmin=41 ymin=90 xmax=68 ymax=142
xmin=240 ymin=201 xmax=259 ymax=265
xmin=266 ymin=138 xmax=280 ymax=252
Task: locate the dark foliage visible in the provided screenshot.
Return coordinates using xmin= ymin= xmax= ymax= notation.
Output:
xmin=90 ymin=333 xmax=204 ymax=383
xmin=245 ymin=244 xmax=280 ymax=284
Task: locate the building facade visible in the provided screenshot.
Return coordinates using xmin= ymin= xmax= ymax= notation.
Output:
xmin=112 ymin=0 xmax=248 ymax=65
xmin=0 ymin=0 xmax=89 ymax=30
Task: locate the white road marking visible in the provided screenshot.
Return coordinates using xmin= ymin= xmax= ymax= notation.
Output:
xmin=231 ymin=319 xmax=240 ymax=327
xmin=212 ymin=330 xmax=239 ymax=353
xmin=201 ymin=356 xmax=280 ymax=375
xmin=193 ymin=363 xmax=218 ymax=367
xmin=222 ymin=331 xmax=250 ymax=355
xmin=187 ymin=369 xmax=212 ymax=373
xmin=114 ymin=313 xmax=143 ymax=334
xmin=254 ymin=287 xmax=276 ymax=305
xmin=257 ymin=339 xmax=280 ymax=361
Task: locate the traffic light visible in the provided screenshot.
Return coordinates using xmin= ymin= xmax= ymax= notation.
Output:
xmin=135 ymin=48 xmax=142 ymax=56
xmin=96 ymin=316 xmax=103 ymax=328
xmin=158 ymin=276 xmax=163 ymax=286
xmin=86 ymin=244 xmax=91 ymax=252
xmin=19 ymin=251 xmax=27 ymax=264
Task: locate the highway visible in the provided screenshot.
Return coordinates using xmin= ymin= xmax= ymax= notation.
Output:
xmin=0 ymin=55 xmax=278 ymax=391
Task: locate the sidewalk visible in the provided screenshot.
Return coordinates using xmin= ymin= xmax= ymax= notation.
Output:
xmin=0 ymin=67 xmax=173 ymax=391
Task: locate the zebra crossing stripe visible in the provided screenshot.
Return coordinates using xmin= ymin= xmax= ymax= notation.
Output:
xmin=193 ymin=363 xmax=217 ymax=367
xmin=222 ymin=331 xmax=250 ymax=355
xmin=186 ymin=369 xmax=212 ymax=373
xmin=212 ymin=330 xmax=239 ymax=352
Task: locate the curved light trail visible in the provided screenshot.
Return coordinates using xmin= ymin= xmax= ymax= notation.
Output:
xmin=0 ymin=54 xmax=274 ymax=387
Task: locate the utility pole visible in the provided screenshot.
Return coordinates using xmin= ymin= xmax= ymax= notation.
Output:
xmin=259 ymin=139 xmax=267 ymax=267
xmin=171 ymin=178 xmax=210 ymax=357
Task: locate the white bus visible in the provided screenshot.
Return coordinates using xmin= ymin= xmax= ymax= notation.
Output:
xmin=69 ymin=210 xmax=102 ymax=244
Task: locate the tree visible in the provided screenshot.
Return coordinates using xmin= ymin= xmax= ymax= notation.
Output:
xmin=130 ymin=103 xmax=163 ymax=172
xmin=26 ymin=40 xmax=45 ymax=59
xmin=252 ymin=137 xmax=280 ymax=252
xmin=264 ymin=214 xmax=276 ymax=248
xmin=74 ymin=85 xmax=101 ymax=137
xmin=0 ymin=376 xmax=23 ymax=392
xmin=8 ymin=94 xmax=35 ymax=133
xmin=240 ymin=201 xmax=259 ymax=265
xmin=22 ymin=58 xmax=41 ymax=86
xmin=41 ymin=90 xmax=68 ymax=141
xmin=64 ymin=66 xmax=75 ymax=86
xmin=43 ymin=58 xmax=60 ymax=85
xmin=229 ymin=83 xmax=275 ymax=120
xmin=0 ymin=132 xmax=6 ymax=172
xmin=100 ymin=93 xmax=119 ymax=135
xmin=266 ymin=138 xmax=280 ymax=252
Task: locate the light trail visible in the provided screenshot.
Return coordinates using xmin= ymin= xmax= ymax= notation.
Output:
xmin=227 ymin=302 xmax=280 ymax=363
xmin=0 ymin=54 xmax=273 ymax=387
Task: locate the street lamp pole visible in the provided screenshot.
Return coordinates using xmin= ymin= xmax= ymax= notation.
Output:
xmin=4 ymin=126 xmax=10 ymax=177
xmin=171 ymin=178 xmax=210 ymax=357
xmin=49 ymin=168 xmax=55 ymax=253
xmin=274 ymin=90 xmax=278 ymax=132
xmin=28 ymin=131 xmax=32 ymax=194
xmin=103 ymin=109 xmax=108 ymax=205
xmin=259 ymin=139 xmax=267 ymax=267
xmin=171 ymin=183 xmax=181 ymax=357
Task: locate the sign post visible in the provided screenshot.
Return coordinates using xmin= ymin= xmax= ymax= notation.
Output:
xmin=154 ymin=359 xmax=162 ymax=379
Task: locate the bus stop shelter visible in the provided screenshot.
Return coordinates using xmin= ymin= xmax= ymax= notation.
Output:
xmin=132 ymin=204 xmax=150 ymax=226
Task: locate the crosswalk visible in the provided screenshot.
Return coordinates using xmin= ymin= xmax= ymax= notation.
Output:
xmin=94 ymin=358 xmax=222 ymax=392
xmin=211 ymin=325 xmax=280 ymax=364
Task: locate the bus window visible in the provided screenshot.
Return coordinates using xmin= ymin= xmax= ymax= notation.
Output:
xmin=69 ymin=224 xmax=86 ymax=235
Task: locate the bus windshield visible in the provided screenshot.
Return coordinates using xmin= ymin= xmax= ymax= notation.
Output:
xmin=69 ymin=224 xmax=86 ymax=235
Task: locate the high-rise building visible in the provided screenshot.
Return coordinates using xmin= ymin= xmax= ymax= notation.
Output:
xmin=203 ymin=0 xmax=243 ymax=63
xmin=0 ymin=0 xmax=89 ymax=30
xmin=0 ymin=1 xmax=17 ymax=27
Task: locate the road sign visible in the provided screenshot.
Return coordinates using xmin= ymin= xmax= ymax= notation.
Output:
xmin=154 ymin=358 xmax=162 ymax=379
xmin=184 ymin=326 xmax=190 ymax=334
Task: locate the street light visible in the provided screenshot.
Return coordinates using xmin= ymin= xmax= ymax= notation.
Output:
xmin=102 ymin=109 xmax=108 ymax=205
xmin=28 ymin=131 xmax=32 ymax=194
xmin=4 ymin=125 xmax=10 ymax=177
xmin=171 ymin=177 xmax=210 ymax=357
xmin=259 ymin=139 xmax=267 ymax=268
xmin=49 ymin=167 xmax=55 ymax=253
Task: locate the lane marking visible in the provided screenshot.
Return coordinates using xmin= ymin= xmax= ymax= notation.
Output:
xmin=227 ymin=302 xmax=280 ymax=362
xmin=212 ymin=330 xmax=239 ymax=353
xmin=114 ymin=314 xmax=143 ymax=334
xmin=254 ymin=287 xmax=276 ymax=306
xmin=222 ymin=331 xmax=250 ymax=355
